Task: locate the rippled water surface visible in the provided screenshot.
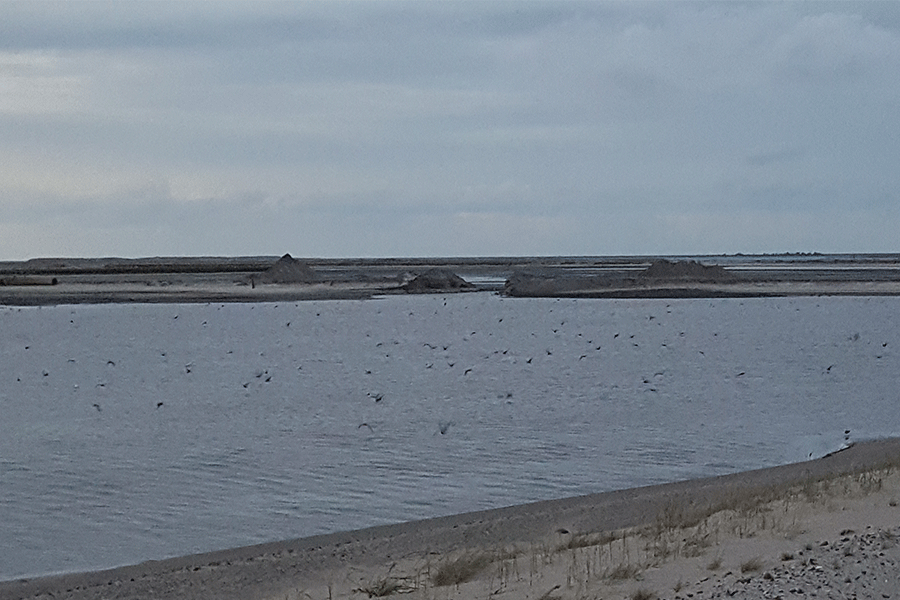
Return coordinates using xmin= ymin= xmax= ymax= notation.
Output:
xmin=2 ymin=294 xmax=899 ymax=580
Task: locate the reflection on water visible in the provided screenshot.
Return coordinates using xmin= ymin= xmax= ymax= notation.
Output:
xmin=2 ymin=295 xmax=899 ymax=579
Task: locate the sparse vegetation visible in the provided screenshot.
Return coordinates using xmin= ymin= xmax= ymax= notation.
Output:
xmin=353 ymin=576 xmax=416 ymax=598
xmin=740 ymin=557 xmax=763 ymax=573
xmin=857 ymin=471 xmax=884 ymax=494
xmin=606 ymin=563 xmax=641 ymax=581
xmin=299 ymin=458 xmax=900 ymax=600
xmin=557 ymin=530 xmax=618 ymax=551
xmin=431 ymin=551 xmax=494 ymax=587
xmin=631 ymin=588 xmax=657 ymax=600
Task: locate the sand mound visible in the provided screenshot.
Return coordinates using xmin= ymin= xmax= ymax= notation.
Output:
xmin=253 ymin=254 xmax=318 ymax=285
xmin=502 ymin=269 xmax=575 ymax=297
xmin=402 ymin=268 xmax=475 ymax=293
xmin=640 ymin=259 xmax=733 ymax=282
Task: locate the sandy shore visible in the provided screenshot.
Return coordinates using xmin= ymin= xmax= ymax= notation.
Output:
xmin=3 ymin=438 xmax=898 ymax=600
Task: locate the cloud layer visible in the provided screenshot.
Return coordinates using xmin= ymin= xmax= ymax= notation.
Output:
xmin=1 ymin=2 xmax=898 ymax=259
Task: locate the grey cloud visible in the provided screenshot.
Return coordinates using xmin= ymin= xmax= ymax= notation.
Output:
xmin=746 ymin=148 xmax=807 ymax=167
xmin=770 ymin=12 xmax=900 ymax=87
xmin=2 ymin=2 xmax=900 ymax=259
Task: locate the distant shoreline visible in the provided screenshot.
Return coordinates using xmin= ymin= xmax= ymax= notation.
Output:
xmin=3 ymin=253 xmax=900 ymax=305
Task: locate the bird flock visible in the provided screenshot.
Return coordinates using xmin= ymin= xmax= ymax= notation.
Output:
xmin=2 ymin=296 xmax=896 ymax=453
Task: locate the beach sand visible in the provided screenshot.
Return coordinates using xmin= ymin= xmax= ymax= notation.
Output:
xmin=3 ymin=438 xmax=899 ymax=600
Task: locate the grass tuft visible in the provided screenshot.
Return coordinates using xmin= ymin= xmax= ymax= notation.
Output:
xmin=740 ymin=556 xmax=763 ymax=573
xmin=631 ymin=588 xmax=657 ymax=600
xmin=353 ymin=576 xmax=415 ymax=598
xmin=606 ymin=563 xmax=641 ymax=581
xmin=431 ymin=551 xmax=494 ymax=587
xmin=557 ymin=530 xmax=618 ymax=551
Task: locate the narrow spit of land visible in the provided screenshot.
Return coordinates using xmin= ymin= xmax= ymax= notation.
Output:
xmin=2 ymin=253 xmax=900 ymax=305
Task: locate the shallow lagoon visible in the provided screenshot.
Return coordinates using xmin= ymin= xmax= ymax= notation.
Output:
xmin=2 ymin=294 xmax=899 ymax=580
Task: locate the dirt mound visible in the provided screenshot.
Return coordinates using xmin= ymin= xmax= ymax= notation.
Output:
xmin=253 ymin=254 xmax=318 ymax=285
xmin=402 ymin=268 xmax=475 ymax=293
xmin=640 ymin=259 xmax=733 ymax=282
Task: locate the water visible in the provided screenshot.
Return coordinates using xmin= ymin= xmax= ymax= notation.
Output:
xmin=2 ymin=294 xmax=898 ymax=580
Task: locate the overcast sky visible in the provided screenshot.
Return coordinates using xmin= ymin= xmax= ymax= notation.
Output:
xmin=2 ymin=1 xmax=899 ymax=259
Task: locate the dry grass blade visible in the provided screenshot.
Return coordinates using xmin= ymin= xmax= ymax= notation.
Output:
xmin=536 ymin=584 xmax=562 ymax=600
xmin=557 ymin=530 xmax=617 ymax=551
xmin=353 ymin=576 xmax=416 ymax=598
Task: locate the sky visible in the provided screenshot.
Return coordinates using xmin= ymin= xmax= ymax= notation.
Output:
xmin=1 ymin=1 xmax=899 ymax=260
